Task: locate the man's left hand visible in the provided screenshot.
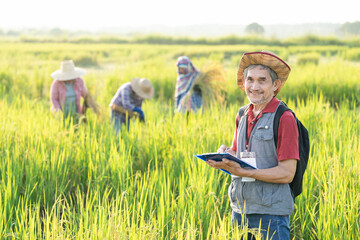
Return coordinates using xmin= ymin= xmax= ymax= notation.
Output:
xmin=206 ymin=158 xmax=250 ymax=177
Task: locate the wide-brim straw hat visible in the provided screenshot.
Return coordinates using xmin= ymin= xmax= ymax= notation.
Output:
xmin=237 ymin=51 xmax=291 ymax=95
xmin=131 ymin=78 xmax=154 ymax=99
xmin=51 ymin=60 xmax=86 ymax=81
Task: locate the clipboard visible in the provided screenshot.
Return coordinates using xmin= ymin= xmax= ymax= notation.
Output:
xmin=195 ymin=153 xmax=257 ymax=175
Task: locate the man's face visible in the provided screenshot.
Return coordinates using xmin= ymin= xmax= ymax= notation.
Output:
xmin=243 ymin=65 xmax=280 ymax=106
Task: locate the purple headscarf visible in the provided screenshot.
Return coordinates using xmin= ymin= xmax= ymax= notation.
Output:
xmin=175 ymin=56 xmax=200 ymax=102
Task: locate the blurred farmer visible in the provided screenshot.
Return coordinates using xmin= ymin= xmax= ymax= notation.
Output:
xmin=174 ymin=56 xmax=202 ymax=113
xmin=50 ymin=60 xmax=88 ymax=121
xmin=206 ymin=51 xmax=299 ymax=240
xmin=109 ymin=78 xmax=154 ymax=134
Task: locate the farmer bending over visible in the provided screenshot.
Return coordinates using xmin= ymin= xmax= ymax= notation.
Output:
xmin=109 ymin=78 xmax=154 ymax=134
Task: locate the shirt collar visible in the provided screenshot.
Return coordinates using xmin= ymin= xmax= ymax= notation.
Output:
xmin=247 ymin=97 xmax=280 ymax=119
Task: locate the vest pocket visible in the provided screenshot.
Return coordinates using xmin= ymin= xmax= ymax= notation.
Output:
xmin=229 ymin=179 xmax=243 ymax=204
xmin=228 ymin=182 xmax=236 ymax=203
xmin=242 ymin=182 xmax=273 ymax=207
xmin=253 ymin=126 xmax=273 ymax=141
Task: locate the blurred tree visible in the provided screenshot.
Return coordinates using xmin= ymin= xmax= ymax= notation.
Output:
xmin=49 ymin=28 xmax=63 ymax=37
xmin=339 ymin=21 xmax=360 ymax=36
xmin=6 ymin=30 xmax=19 ymax=36
xmin=245 ymin=22 xmax=265 ymax=35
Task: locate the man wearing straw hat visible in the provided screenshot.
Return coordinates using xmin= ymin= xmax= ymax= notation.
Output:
xmin=207 ymin=51 xmax=299 ymax=239
xmin=109 ymin=78 xmax=154 ymax=134
xmin=50 ymin=60 xmax=88 ymax=121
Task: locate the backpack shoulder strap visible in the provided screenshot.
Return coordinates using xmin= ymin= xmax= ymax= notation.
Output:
xmin=273 ymin=102 xmax=292 ymax=148
xmin=238 ymin=103 xmax=251 ymax=119
xmin=273 ymin=102 xmax=310 ymax=200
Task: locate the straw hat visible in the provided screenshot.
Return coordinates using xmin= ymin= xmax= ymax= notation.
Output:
xmin=131 ymin=78 xmax=154 ymax=99
xmin=237 ymin=51 xmax=291 ymax=95
xmin=51 ymin=60 xmax=86 ymax=81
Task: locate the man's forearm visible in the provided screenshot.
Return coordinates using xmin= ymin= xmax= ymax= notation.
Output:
xmin=111 ymin=104 xmax=138 ymax=117
xmin=238 ymin=159 xmax=297 ymax=184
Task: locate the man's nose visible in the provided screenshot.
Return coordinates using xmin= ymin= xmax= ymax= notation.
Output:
xmin=251 ymin=82 xmax=261 ymax=90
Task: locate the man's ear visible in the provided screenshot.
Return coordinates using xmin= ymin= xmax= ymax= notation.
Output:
xmin=273 ymin=79 xmax=281 ymax=90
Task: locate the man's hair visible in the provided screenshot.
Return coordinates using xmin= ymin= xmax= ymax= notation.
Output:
xmin=243 ymin=64 xmax=278 ymax=82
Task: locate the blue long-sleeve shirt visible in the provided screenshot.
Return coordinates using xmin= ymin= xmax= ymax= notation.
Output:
xmin=109 ymin=82 xmax=143 ymax=121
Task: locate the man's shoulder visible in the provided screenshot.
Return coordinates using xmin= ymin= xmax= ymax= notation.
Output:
xmin=117 ymin=82 xmax=131 ymax=92
xmin=277 ymin=106 xmax=297 ymax=125
xmin=124 ymin=82 xmax=132 ymax=90
xmin=236 ymin=104 xmax=250 ymax=122
xmin=238 ymin=103 xmax=251 ymax=114
xmin=279 ymin=110 xmax=296 ymax=121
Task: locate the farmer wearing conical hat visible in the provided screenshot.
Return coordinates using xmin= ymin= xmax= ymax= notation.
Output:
xmin=109 ymin=78 xmax=154 ymax=134
xmin=206 ymin=51 xmax=300 ymax=239
xmin=50 ymin=60 xmax=88 ymax=120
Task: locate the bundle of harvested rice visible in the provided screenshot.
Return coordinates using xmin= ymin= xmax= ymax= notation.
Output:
xmin=181 ymin=63 xmax=226 ymax=110
xmin=83 ymin=94 xmax=101 ymax=115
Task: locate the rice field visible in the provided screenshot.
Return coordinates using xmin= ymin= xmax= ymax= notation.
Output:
xmin=0 ymin=42 xmax=359 ymax=239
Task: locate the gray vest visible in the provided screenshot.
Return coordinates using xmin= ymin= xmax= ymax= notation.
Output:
xmin=228 ymin=102 xmax=294 ymax=215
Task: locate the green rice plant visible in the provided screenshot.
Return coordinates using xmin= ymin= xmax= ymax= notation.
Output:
xmin=73 ymin=54 xmax=99 ymax=67
xmin=1 ymin=42 xmax=360 ymax=239
xmin=296 ymin=52 xmax=321 ymax=65
xmin=343 ymin=48 xmax=360 ymax=61
xmin=1 ymin=93 xmax=360 ymax=239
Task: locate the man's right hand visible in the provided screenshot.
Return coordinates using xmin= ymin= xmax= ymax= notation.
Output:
xmin=217 ymin=144 xmax=236 ymax=156
xmin=217 ymin=145 xmax=229 ymax=153
xmin=133 ymin=107 xmax=145 ymax=120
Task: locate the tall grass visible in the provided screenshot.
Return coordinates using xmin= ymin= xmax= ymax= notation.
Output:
xmin=0 ymin=42 xmax=359 ymax=239
xmin=1 ymin=93 xmax=359 ymax=239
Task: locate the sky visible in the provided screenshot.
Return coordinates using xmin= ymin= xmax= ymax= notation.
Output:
xmin=0 ymin=0 xmax=359 ymax=30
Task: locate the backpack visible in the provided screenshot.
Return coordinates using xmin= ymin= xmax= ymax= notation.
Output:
xmin=238 ymin=102 xmax=310 ymax=200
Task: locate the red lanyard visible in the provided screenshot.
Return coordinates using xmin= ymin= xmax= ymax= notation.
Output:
xmin=245 ymin=112 xmax=262 ymax=150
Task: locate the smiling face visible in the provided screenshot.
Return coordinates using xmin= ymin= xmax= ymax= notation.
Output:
xmin=243 ymin=65 xmax=280 ymax=109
